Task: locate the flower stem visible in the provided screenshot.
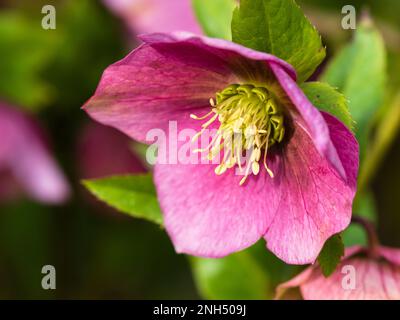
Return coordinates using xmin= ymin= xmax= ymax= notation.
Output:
xmin=351 ymin=216 xmax=380 ymax=258
xmin=357 ymin=93 xmax=400 ymax=193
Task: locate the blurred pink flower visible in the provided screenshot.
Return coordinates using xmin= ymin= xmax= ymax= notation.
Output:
xmin=277 ymin=245 xmax=400 ymax=300
xmin=84 ymin=33 xmax=359 ymax=264
xmin=104 ymin=0 xmax=201 ymax=35
xmin=77 ymin=121 xmax=147 ymax=179
xmin=0 ymin=102 xmax=70 ymax=204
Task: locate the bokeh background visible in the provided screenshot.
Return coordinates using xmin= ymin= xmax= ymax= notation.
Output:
xmin=0 ymin=0 xmax=399 ymax=299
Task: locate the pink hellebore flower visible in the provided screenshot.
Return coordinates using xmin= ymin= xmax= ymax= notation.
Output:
xmin=84 ymin=32 xmax=359 ymax=264
xmin=277 ymin=246 xmax=400 ymax=300
xmin=104 ymin=0 xmax=201 ymax=35
xmin=0 ymin=102 xmax=70 ymax=204
xmin=78 ymin=121 xmax=147 ymax=180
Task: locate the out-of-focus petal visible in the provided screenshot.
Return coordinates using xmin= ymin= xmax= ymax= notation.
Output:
xmin=104 ymin=0 xmax=202 ymax=35
xmin=379 ymin=246 xmax=400 ymax=266
xmin=0 ymin=103 xmax=70 ymax=204
xmin=301 ymin=257 xmax=400 ymax=300
xmin=78 ymin=121 xmax=147 ymax=179
xmin=277 ymin=245 xmax=400 ymax=300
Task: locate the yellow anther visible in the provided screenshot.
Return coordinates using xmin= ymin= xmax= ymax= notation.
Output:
xmin=252 ymin=162 xmax=260 ymax=175
xmin=191 ymin=83 xmax=286 ymax=185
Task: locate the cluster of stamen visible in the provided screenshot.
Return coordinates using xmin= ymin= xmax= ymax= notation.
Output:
xmin=191 ymin=84 xmax=286 ymax=185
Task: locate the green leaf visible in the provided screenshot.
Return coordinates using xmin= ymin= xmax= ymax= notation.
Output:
xmin=0 ymin=12 xmax=56 ymax=111
xmin=192 ymin=0 xmax=236 ymax=40
xmin=317 ymin=234 xmax=345 ymax=277
xmin=301 ymin=82 xmax=353 ymax=130
xmin=231 ymin=0 xmax=326 ymax=82
xmin=321 ymin=19 xmax=387 ymax=155
xmin=191 ymin=251 xmax=269 ymax=299
xmin=82 ymin=174 xmax=163 ymax=225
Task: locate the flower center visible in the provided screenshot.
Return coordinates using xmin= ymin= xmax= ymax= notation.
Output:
xmin=191 ymin=84 xmax=286 ymax=185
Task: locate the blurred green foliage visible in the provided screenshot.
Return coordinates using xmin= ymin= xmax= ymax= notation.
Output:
xmin=191 ymin=251 xmax=270 ymax=300
xmin=322 ymin=20 xmax=386 ymax=159
xmin=192 ymin=0 xmax=236 ymax=40
xmin=0 ymin=11 xmax=56 ymax=110
xmin=191 ymin=240 xmax=298 ymax=300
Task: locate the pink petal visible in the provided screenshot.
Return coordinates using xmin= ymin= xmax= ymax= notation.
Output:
xmin=84 ymin=32 xmax=296 ymax=144
xmin=140 ymin=32 xmax=296 ymax=79
xmin=104 ymin=0 xmax=202 ymax=35
xmin=301 ymin=258 xmax=400 ymax=300
xmin=85 ymin=33 xmax=359 ymax=263
xmin=84 ymin=41 xmax=236 ymax=143
xmin=276 ymin=246 xmax=365 ymax=299
xmin=278 ymin=246 xmax=400 ymax=300
xmin=378 ymin=246 xmax=400 ymax=266
xmin=0 ymin=103 xmax=70 ymax=204
xmin=344 ymin=245 xmax=365 ymax=258
xmin=153 ymin=125 xmax=278 ymax=257
xmin=270 ymin=63 xmax=349 ymax=181
xmin=263 ymin=115 xmax=358 ymax=264
xmin=321 ymin=112 xmax=359 ymax=190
